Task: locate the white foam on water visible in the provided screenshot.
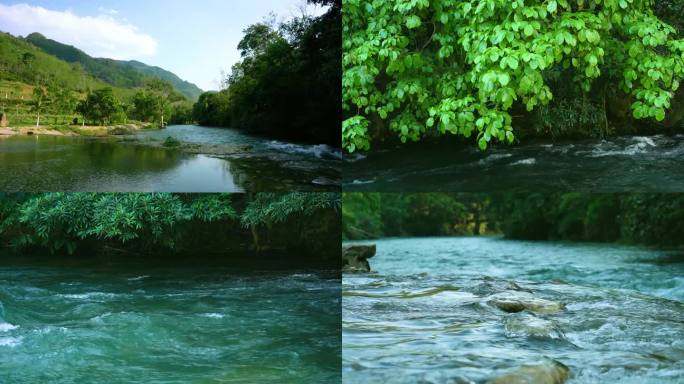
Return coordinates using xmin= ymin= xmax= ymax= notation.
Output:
xmin=0 ymin=323 xmax=18 ymax=332
xmin=351 ymin=179 xmax=374 ymax=185
xmin=127 ymin=275 xmax=150 ymax=281
xmin=60 ymin=292 xmax=118 ymax=300
xmin=633 ymin=136 xmax=657 ymax=147
xmin=267 ymin=141 xmax=343 ymax=160
xmin=478 ymin=153 xmax=513 ymax=165
xmin=510 ymin=158 xmax=536 ymax=165
xmin=0 ymin=336 xmax=21 ymax=347
xmin=200 ymin=313 xmax=225 ymax=319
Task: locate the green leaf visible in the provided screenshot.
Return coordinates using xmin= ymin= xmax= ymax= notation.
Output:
xmin=478 ymin=137 xmax=488 ymax=150
xmin=524 ymin=24 xmax=534 ymax=37
xmin=547 ymin=0 xmax=557 ymax=13
xmin=498 ymin=73 xmax=511 ymax=86
xmin=507 ymin=57 xmax=519 ymax=70
xmin=406 ymin=15 xmax=421 ymax=29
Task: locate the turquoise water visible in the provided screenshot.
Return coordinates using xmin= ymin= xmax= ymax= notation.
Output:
xmin=135 ymin=125 xmax=342 ymax=160
xmin=0 ymin=261 xmax=341 ymax=383
xmin=343 ymin=237 xmax=684 ymax=383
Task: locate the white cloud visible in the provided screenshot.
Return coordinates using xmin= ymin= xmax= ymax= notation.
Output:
xmin=0 ymin=3 xmax=157 ymax=60
xmin=97 ymin=6 xmax=119 ymax=15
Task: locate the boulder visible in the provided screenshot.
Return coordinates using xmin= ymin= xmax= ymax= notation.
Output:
xmin=342 ymin=244 xmax=376 ymax=273
xmin=503 ymin=312 xmax=565 ymax=340
xmin=487 ymin=291 xmax=564 ymax=314
xmin=487 ymin=360 xmax=570 ymax=384
xmin=471 ymin=278 xmax=533 ymax=296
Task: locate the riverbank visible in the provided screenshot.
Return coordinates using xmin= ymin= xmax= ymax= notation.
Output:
xmin=0 ymin=122 xmax=156 ymax=137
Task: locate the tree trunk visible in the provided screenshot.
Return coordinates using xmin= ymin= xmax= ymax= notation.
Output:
xmin=36 ymin=112 xmax=40 ymax=127
xmin=473 ymin=209 xmax=481 ymax=236
xmin=250 ymin=225 xmax=260 ymax=251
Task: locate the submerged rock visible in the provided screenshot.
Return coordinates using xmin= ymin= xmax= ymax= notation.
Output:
xmin=503 ymin=312 xmax=565 ymax=340
xmin=487 ymin=360 xmax=570 ymax=384
xmin=487 ymin=291 xmax=564 ymax=314
xmin=343 ymin=244 xmax=376 ymax=273
xmin=471 ymin=278 xmax=533 ymax=296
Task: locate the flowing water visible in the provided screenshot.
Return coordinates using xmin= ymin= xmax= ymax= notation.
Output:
xmin=0 ymin=259 xmax=341 ymax=383
xmin=343 ymin=237 xmax=684 ymax=383
xmin=343 ymin=135 xmax=684 ymax=191
xmin=0 ymin=125 xmax=340 ymax=192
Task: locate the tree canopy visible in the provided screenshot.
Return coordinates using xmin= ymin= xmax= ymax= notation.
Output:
xmin=342 ymin=0 xmax=684 ymax=152
xmin=0 ymin=193 xmax=341 ymax=259
xmin=343 ymin=192 xmax=684 ymax=247
xmin=192 ymin=0 xmax=341 ymax=146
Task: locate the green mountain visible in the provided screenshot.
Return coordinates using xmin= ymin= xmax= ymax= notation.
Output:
xmin=24 ymin=32 xmax=203 ymax=100
xmin=0 ymin=31 xmax=120 ymax=94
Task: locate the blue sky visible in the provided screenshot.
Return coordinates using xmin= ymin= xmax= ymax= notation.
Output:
xmin=0 ymin=1 xmax=325 ymax=90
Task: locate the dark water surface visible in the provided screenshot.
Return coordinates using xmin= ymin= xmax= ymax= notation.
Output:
xmin=343 ymin=237 xmax=684 ymax=383
xmin=0 ymin=125 xmax=341 ymax=192
xmin=0 ymin=259 xmax=341 ymax=383
xmin=344 ymin=135 xmax=684 ymax=191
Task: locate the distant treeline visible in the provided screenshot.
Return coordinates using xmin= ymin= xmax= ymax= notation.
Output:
xmin=0 ymin=193 xmax=340 ymax=266
xmin=192 ymin=0 xmax=341 ymax=146
xmin=343 ymin=193 xmax=684 ymax=247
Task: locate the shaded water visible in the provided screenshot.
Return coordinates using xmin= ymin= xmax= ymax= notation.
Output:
xmin=343 ymin=135 xmax=684 ymax=191
xmin=0 ymin=259 xmax=341 ymax=383
xmin=0 ymin=125 xmax=341 ymax=192
xmin=343 ymin=237 xmax=684 ymax=383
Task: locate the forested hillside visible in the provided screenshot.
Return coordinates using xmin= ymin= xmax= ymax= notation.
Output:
xmin=25 ymin=33 xmax=203 ymax=101
xmin=0 ymin=31 xmax=194 ymax=128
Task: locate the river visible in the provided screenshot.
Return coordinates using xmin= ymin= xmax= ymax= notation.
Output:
xmin=0 ymin=125 xmax=341 ymax=192
xmin=343 ymin=135 xmax=684 ymax=191
xmin=343 ymin=237 xmax=684 ymax=383
xmin=0 ymin=258 xmax=341 ymax=383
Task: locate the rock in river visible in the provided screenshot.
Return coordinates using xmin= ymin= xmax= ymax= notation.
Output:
xmin=343 ymin=244 xmax=376 ymax=273
xmin=487 ymin=360 xmax=571 ymax=384
xmin=503 ymin=312 xmax=565 ymax=340
xmin=487 ymin=291 xmax=564 ymax=314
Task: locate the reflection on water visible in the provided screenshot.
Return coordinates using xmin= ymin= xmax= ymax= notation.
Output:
xmin=344 ymin=134 xmax=684 ymax=191
xmin=0 ymin=135 xmax=244 ymax=192
xmin=343 ymin=237 xmax=684 ymax=383
xmin=0 ymin=260 xmax=341 ymax=383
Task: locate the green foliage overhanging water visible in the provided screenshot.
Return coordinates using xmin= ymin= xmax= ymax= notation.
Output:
xmin=342 ymin=0 xmax=684 ymax=152
xmin=342 ymin=192 xmax=684 ymax=248
xmin=0 ymin=192 xmax=341 ymax=264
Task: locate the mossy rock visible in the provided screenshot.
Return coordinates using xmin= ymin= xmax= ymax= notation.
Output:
xmin=163 ymin=136 xmax=182 ymax=148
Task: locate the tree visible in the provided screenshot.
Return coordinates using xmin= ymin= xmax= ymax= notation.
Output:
xmin=21 ymin=52 xmax=35 ymax=69
xmin=77 ymin=88 xmax=120 ymax=126
xmin=342 ymin=0 xmax=684 ymax=152
xmin=29 ymin=85 xmax=48 ymax=126
xmin=144 ymin=78 xmax=174 ymax=127
xmin=190 ymin=2 xmax=341 ymax=146
xmin=131 ymin=90 xmax=158 ymax=122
